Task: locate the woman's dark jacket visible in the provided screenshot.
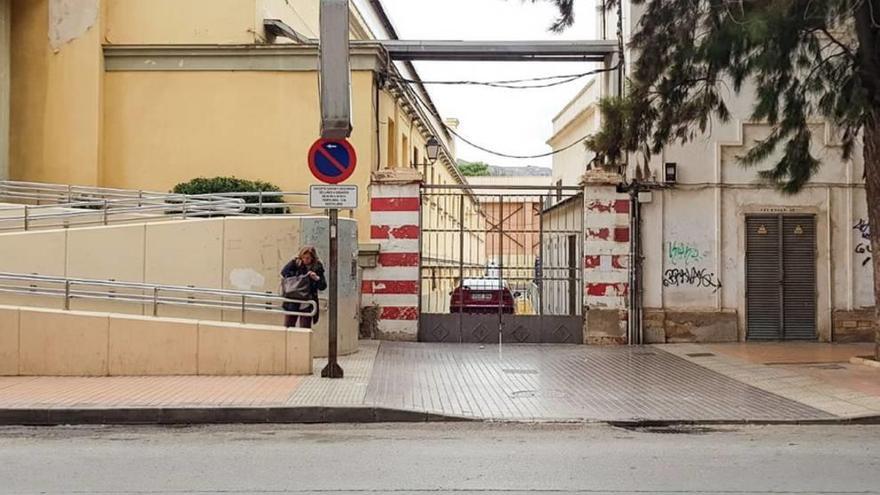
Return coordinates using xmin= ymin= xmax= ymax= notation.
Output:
xmin=281 ymin=258 xmax=327 ymax=322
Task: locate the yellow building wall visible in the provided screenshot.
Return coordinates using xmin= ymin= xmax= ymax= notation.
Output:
xmin=105 ymin=0 xmax=255 ymax=45
xmin=10 ymin=0 xmax=103 ymax=186
xmin=257 ymin=0 xmax=319 ymax=39
xmin=101 ymin=69 xmax=377 ymax=241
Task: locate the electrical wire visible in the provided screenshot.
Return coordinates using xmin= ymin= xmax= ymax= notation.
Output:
xmin=395 ymin=63 xmax=620 ymax=159
xmin=384 ymin=67 xmax=612 ymax=89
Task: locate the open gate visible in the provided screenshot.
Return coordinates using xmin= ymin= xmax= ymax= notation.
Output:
xmin=418 ymin=184 xmax=584 ymax=344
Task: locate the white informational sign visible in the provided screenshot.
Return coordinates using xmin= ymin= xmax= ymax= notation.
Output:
xmin=310 ymin=185 xmax=358 ymax=209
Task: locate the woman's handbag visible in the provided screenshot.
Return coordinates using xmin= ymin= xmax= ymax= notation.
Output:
xmin=281 ymin=274 xmax=311 ymax=300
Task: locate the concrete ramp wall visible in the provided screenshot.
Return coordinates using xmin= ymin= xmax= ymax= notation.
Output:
xmin=0 ymin=305 xmax=312 ymax=376
xmin=0 ymin=216 xmax=359 ymax=356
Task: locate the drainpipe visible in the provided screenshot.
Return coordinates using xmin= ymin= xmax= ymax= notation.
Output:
xmin=624 ymin=181 xmax=643 ymax=345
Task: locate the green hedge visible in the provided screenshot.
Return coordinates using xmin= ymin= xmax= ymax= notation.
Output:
xmin=171 ymin=177 xmax=287 ymax=215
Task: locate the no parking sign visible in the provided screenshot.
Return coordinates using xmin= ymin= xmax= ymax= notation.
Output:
xmin=308 ymin=138 xmax=357 ymax=184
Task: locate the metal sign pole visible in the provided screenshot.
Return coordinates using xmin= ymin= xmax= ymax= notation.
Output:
xmin=322 ymin=207 xmax=344 ymax=378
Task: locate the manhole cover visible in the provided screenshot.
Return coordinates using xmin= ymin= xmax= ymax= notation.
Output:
xmin=502 ymin=369 xmax=539 ymax=375
xmin=615 ymin=425 xmax=730 ymax=435
xmin=686 ymin=352 xmax=715 ymax=357
xmin=510 ymin=389 xmax=568 ymax=399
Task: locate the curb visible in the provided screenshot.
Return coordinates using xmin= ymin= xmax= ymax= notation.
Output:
xmin=3 ymin=408 xmax=879 ymax=426
xmin=0 ymin=407 xmax=474 ymax=426
xmin=603 ymin=416 xmax=880 ymax=427
xmin=850 ymin=356 xmax=880 ymax=369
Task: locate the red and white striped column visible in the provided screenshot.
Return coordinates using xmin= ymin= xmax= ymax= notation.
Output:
xmin=583 ymin=170 xmax=631 ymax=344
xmin=361 ymin=171 xmax=421 ymax=340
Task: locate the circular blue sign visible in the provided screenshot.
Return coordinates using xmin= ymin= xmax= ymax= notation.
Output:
xmin=308 ymin=139 xmax=357 ymax=184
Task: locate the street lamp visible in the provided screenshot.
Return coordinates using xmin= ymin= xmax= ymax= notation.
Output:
xmin=425 ymin=137 xmax=441 ymax=164
xmin=420 ymin=136 xmax=441 ymax=183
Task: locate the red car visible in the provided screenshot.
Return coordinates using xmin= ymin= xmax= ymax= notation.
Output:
xmin=449 ymin=278 xmax=519 ymax=314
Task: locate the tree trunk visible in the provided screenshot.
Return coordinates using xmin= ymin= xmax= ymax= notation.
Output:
xmin=855 ymin=0 xmax=880 ymax=359
xmin=867 ymin=117 xmax=880 ymax=360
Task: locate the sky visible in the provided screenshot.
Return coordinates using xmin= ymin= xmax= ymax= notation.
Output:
xmin=376 ymin=0 xmax=599 ymax=169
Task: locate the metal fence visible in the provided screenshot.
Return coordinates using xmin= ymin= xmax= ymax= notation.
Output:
xmin=419 ymin=184 xmax=585 ymax=344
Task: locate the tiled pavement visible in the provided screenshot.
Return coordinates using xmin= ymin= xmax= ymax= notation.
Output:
xmin=0 ymin=340 xmax=877 ymax=423
xmin=286 ymin=340 xmax=379 ymax=406
xmin=362 ymin=343 xmax=833 ymax=421
xmin=0 ymin=376 xmax=302 ymax=408
xmin=662 ymin=343 xmax=880 ymax=419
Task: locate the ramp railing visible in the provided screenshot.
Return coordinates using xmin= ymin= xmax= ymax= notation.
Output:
xmin=0 ymin=272 xmax=316 ymax=323
xmin=0 ymin=181 xmax=314 ymax=232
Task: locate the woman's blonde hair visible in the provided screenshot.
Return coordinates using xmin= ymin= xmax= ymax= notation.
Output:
xmin=298 ymin=245 xmax=319 ymax=264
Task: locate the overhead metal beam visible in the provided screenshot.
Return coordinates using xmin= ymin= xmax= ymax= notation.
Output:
xmin=373 ymin=40 xmax=618 ymax=62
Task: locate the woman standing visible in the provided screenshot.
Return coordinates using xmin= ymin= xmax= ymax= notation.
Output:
xmin=281 ymin=246 xmax=327 ymax=328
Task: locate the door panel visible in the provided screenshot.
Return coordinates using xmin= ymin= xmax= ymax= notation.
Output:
xmin=782 ymin=216 xmax=817 ymax=340
xmin=746 ymin=216 xmax=783 ymax=340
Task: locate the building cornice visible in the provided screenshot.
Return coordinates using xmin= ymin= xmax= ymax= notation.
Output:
xmin=103 ymin=44 xmax=387 ymax=72
xmin=546 ymin=105 xmax=594 ymax=147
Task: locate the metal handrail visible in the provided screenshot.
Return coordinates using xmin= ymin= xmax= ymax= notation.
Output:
xmin=0 ymin=272 xmax=317 ymax=323
xmin=0 ymin=180 xmax=322 ymax=232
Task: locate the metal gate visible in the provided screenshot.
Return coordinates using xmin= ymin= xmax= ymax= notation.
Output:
xmin=745 ymin=215 xmax=817 ymax=340
xmin=418 ymin=184 xmax=584 ymax=344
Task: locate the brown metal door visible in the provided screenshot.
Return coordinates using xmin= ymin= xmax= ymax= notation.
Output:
xmin=745 ymin=215 xmax=817 ymax=340
xmin=781 ymin=216 xmax=817 ymax=340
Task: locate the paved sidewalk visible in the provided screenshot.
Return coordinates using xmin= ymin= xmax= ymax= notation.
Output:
xmin=662 ymin=343 xmax=880 ymax=418
xmin=0 ymin=340 xmax=877 ymax=424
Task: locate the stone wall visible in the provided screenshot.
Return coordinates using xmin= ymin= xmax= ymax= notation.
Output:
xmin=832 ymin=309 xmax=876 ymax=343
xmin=643 ymin=309 xmax=738 ymax=343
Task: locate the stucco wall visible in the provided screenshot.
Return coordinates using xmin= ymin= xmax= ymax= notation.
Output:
xmin=10 ymin=0 xmax=103 ymax=186
xmin=105 ymin=0 xmax=256 ymax=44
xmin=0 ymin=0 xmax=9 ymax=181
xmin=101 ymin=69 xmax=377 ymax=243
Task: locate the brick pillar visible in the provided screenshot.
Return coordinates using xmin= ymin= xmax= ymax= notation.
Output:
xmin=361 ymin=169 xmax=421 ymax=341
xmin=582 ymin=169 xmax=630 ymax=344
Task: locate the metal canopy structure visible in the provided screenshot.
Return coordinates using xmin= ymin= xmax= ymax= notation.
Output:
xmin=371 ymin=39 xmax=618 ymax=62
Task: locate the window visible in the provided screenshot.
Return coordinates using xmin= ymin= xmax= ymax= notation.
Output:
xmin=556 ymin=180 xmax=563 ymax=202
xmin=402 ymin=134 xmax=410 ymax=167
xmin=387 ymin=118 xmax=397 ymax=168
xmin=413 ymin=147 xmax=420 ymax=167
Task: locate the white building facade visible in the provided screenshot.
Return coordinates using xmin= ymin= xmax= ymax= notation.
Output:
xmin=548 ymin=1 xmax=874 ymax=344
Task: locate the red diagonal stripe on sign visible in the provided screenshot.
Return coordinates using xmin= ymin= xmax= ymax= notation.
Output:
xmin=317 ymin=147 xmax=347 ymax=173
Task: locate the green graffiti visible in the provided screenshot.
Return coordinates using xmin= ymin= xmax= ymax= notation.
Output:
xmin=667 ymin=241 xmax=703 ymax=266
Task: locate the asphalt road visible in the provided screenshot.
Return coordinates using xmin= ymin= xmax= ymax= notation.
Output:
xmin=0 ymin=423 xmax=879 ymax=495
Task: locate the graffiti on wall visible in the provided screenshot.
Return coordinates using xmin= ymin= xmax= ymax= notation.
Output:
xmin=663 ymin=240 xmax=721 ymax=293
xmin=854 ymin=219 xmax=872 ymax=267
xmin=663 ymin=267 xmax=722 ymax=293
xmin=666 ymin=241 xmax=705 ymax=266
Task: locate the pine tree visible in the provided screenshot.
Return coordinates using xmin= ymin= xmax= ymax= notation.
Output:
xmin=543 ymin=0 xmax=880 ymax=356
